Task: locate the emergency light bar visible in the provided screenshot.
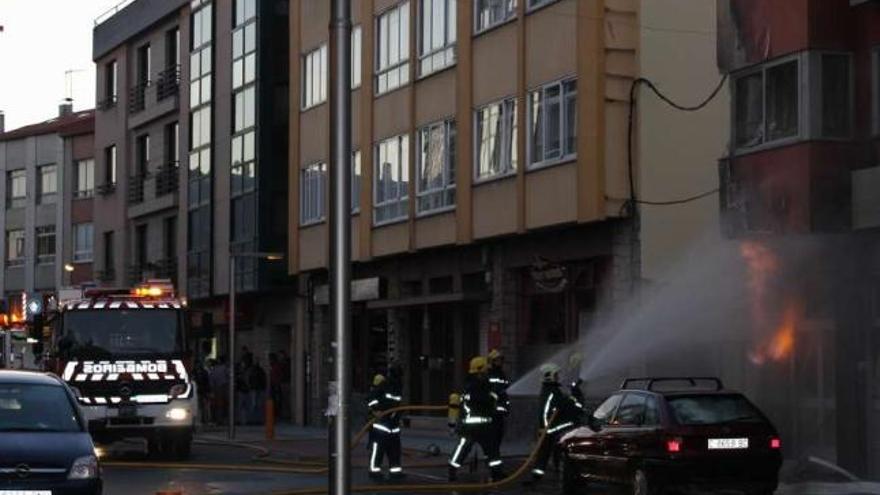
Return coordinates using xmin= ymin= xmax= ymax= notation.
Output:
xmin=132 ymin=279 xmax=175 ymax=298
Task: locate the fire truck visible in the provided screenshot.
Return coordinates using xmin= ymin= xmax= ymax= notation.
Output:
xmin=49 ymin=280 xmax=196 ymax=459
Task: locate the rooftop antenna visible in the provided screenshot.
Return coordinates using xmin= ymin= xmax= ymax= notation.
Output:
xmin=64 ymin=69 xmax=85 ymax=102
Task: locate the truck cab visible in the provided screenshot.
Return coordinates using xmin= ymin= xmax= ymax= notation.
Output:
xmin=52 ymin=281 xmax=196 ymax=459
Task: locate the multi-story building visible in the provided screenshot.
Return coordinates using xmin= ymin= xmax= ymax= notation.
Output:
xmin=0 ymin=105 xmax=95 ymax=307
xmin=93 ymin=0 xmax=291 ymax=378
xmin=718 ymin=0 xmax=880 ymax=477
xmin=288 ymin=0 xmax=729 ymax=425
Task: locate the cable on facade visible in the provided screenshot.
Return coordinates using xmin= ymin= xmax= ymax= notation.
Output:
xmin=624 ymin=74 xmax=729 ymax=217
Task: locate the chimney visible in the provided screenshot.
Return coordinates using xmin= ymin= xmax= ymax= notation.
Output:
xmin=58 ymin=98 xmax=73 ymax=117
xmin=0 ymin=111 xmax=4 ymax=133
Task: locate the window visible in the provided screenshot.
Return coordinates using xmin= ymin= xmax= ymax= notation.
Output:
xmin=74 ymin=159 xmax=94 ymax=198
xmin=72 ymin=223 xmax=93 ymax=262
xmin=527 ymin=0 xmax=558 ymax=10
xmin=167 ymin=28 xmax=180 ymax=68
xmin=352 ymin=150 xmax=362 ymax=213
xmin=7 ymin=170 xmax=25 ymax=209
xmin=591 ymin=394 xmax=623 ymax=429
xmin=36 ymin=226 xmax=55 ymax=263
xmin=301 ymin=162 xmax=327 ymax=225
xmin=234 ymin=86 xmax=256 ymax=132
xmin=529 ymin=78 xmax=577 ymax=168
xmin=613 ymin=394 xmax=647 ymax=426
xmin=166 ymin=122 xmax=180 ymax=164
xmin=136 ymin=134 xmax=150 ymax=176
xmin=734 ymin=58 xmax=800 ymax=148
xmin=419 ymin=0 xmax=456 ymax=76
xmin=475 ymin=97 xmax=517 ymax=180
xmin=6 ymin=230 xmax=24 ymax=266
xmin=232 ymin=6 xmax=256 ymax=91
xmin=475 ymin=0 xmax=516 ymax=32
xmin=302 ymin=44 xmax=328 ymax=109
xmin=417 ymin=119 xmax=455 ymax=213
xmin=231 ymin=131 xmax=256 ymax=195
xmin=105 ymin=60 xmax=118 ymax=104
xmin=37 ymin=165 xmax=57 ymax=204
xmin=191 ymin=2 xmax=213 ymax=48
xmin=105 ymin=145 xmax=117 ymax=185
xmin=137 ymin=43 xmax=151 ymax=85
xmin=374 ymin=134 xmax=410 ymax=224
xmin=376 ymin=2 xmax=410 ymax=95
xmin=352 ymin=26 xmax=362 ymax=89
xmin=667 ymin=394 xmax=764 ymax=426
xmin=191 ymin=107 xmax=212 ymax=150
xmin=235 ymin=0 xmax=257 ymax=25
xmin=190 ymin=46 xmax=213 ymax=107
xmin=820 ymin=53 xmax=852 ymax=138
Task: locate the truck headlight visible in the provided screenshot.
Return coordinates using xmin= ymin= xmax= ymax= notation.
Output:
xmin=166 ymin=408 xmax=189 ymax=421
xmin=68 ymin=455 xmax=99 ymax=480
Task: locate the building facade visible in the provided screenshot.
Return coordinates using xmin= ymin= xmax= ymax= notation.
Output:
xmin=718 ymin=0 xmax=880 ymax=477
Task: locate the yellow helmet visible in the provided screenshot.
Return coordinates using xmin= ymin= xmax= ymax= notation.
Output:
xmin=469 ymin=356 xmax=488 ymax=374
xmin=540 ymin=363 xmax=561 ymax=382
xmin=488 ymin=349 xmax=503 ymax=361
xmin=373 ymin=374 xmax=386 ymax=386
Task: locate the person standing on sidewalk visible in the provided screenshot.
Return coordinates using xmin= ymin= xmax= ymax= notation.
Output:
xmin=486 ymin=349 xmax=510 ymax=451
xmin=448 ymin=356 xmax=504 ymax=482
xmin=527 ymin=363 xmax=579 ymax=485
xmin=366 ymin=374 xmax=404 ymax=481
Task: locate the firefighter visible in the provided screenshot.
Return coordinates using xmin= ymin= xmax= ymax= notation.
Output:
xmin=448 ymin=356 xmax=504 ymax=482
xmin=366 ymin=373 xmax=404 ymax=481
xmin=486 ymin=349 xmax=510 ymax=448
xmin=529 ymin=363 xmax=580 ymax=484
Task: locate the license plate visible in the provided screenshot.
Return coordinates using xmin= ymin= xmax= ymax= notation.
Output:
xmin=0 ymin=491 xmax=52 ymax=495
xmin=119 ymin=403 xmax=138 ymax=417
xmin=708 ymin=438 xmax=749 ymax=450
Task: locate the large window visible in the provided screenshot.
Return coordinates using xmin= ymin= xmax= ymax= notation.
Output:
xmin=419 ymin=0 xmax=456 ymax=76
xmin=374 ymin=134 xmax=410 ymax=225
xmin=37 ymin=164 xmax=57 ymax=204
xmin=417 ymin=119 xmax=455 ymax=214
xmin=136 ymin=134 xmax=150 ymax=175
xmin=36 ymin=225 xmax=55 ymax=263
xmin=528 ymin=78 xmax=577 ymax=168
xmin=352 ymin=26 xmax=362 ymax=89
xmin=190 ymin=47 xmax=213 ymax=107
xmin=232 ymin=2 xmax=256 ymax=91
xmin=302 ymin=44 xmax=328 ymax=109
xmin=7 ymin=170 xmax=25 ymax=209
xmin=475 ymin=97 xmax=517 ymax=180
xmin=6 ymin=230 xmax=24 ymax=266
xmin=74 ymin=159 xmax=94 ymax=198
xmin=104 ymin=60 xmax=118 ymax=105
xmin=734 ymin=58 xmax=799 ymax=148
xmin=72 ymin=223 xmax=93 ymax=263
xmin=475 ymin=0 xmax=516 ymax=33
xmin=234 ymin=87 xmax=256 ymax=132
xmin=300 ymin=162 xmax=327 ymax=225
xmin=104 ymin=145 xmax=117 ymax=186
xmin=376 ymin=1 xmax=410 ymax=95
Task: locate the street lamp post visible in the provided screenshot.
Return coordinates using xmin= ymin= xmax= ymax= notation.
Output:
xmin=227 ymin=251 xmax=283 ymax=440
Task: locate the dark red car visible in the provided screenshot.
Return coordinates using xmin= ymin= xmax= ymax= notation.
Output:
xmin=559 ymin=377 xmax=782 ymax=495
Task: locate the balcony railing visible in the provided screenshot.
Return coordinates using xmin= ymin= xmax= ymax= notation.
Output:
xmin=157 ymin=66 xmax=181 ymax=101
xmin=128 ymin=81 xmax=150 ymax=114
xmin=127 ymin=173 xmax=147 ymax=205
xmin=155 ymin=163 xmax=180 ymax=197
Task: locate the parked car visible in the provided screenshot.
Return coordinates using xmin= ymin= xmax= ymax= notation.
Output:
xmin=0 ymin=370 xmax=102 ymax=495
xmin=559 ymin=377 xmax=782 ymax=495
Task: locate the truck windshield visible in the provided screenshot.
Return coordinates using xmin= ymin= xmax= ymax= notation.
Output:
xmin=60 ymin=309 xmax=182 ymax=358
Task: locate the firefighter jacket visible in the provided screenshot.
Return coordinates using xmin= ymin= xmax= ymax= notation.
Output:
xmin=487 ymin=366 xmax=511 ymax=417
xmin=570 ymin=378 xmax=587 ymax=416
xmin=458 ymin=375 xmax=496 ymax=432
xmin=538 ymin=381 xmax=580 ymax=434
xmin=367 ymin=382 xmax=402 ymax=431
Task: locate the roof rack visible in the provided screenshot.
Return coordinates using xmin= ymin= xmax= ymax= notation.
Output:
xmin=620 ymin=377 xmax=724 ymax=392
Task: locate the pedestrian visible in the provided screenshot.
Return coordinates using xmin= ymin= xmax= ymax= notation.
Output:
xmin=249 ymin=358 xmax=268 ymax=424
xmin=486 ymin=349 xmax=510 ymax=449
xmin=195 ymin=358 xmax=213 ymax=425
xmin=528 ymin=363 xmax=580 ymax=484
xmin=209 ymin=356 xmax=229 ymax=424
xmin=448 ymin=356 xmax=504 ymax=482
xmin=366 ymin=373 xmax=404 ymax=481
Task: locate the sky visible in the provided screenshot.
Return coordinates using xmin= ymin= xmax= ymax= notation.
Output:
xmin=0 ymin=0 xmax=122 ymax=131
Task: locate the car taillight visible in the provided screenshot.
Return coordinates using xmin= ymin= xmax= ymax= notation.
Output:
xmin=770 ymin=437 xmax=781 ymax=449
xmin=666 ymin=438 xmax=682 ymax=453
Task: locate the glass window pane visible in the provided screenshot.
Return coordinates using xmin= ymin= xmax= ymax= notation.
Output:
xmin=401 ymin=3 xmax=410 ymax=59
xmin=244 ymin=87 xmax=255 ymax=128
xmin=201 ymin=76 xmax=211 ymax=103
xmin=565 ymin=82 xmax=577 ymax=155
xmin=530 ymin=92 xmax=543 ymax=164
xmin=200 ymin=148 xmax=211 ymax=174
xmin=235 ymin=91 xmax=244 ymax=131
xmin=190 ymin=52 xmax=201 ymax=81
xmin=432 ymin=0 xmax=444 ymax=51
xmin=232 ymin=136 xmax=242 ymax=165
xmin=379 ymin=15 xmax=389 ymax=70
xmin=544 ymin=84 xmax=561 ymax=159
xmin=245 ymin=23 xmax=256 ymax=53
xmin=245 ymin=53 xmax=256 ymax=84
xmin=202 ymin=46 xmax=212 ymax=75
xmin=233 ymin=29 xmax=243 ymax=59
xmin=243 ymin=131 xmax=255 ymax=161
xmin=822 ymin=54 xmax=850 ymax=138
xmin=766 ymin=61 xmax=798 ymax=141
xmin=389 ymin=8 xmax=399 ymax=65
xmin=202 ymin=5 xmax=212 ymax=44
xmin=735 ymin=73 xmax=763 ymax=147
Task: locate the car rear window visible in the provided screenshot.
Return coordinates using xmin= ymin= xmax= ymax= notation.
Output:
xmin=0 ymin=384 xmax=81 ymax=432
xmin=668 ymin=394 xmax=765 ymax=426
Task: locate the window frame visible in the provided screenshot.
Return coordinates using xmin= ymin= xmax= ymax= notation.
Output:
xmin=37 ymin=164 xmax=58 ymax=204
xmin=810 ymin=51 xmax=854 ymax=140
xmin=352 ymin=25 xmax=363 ymax=89
xmin=7 ymin=169 xmax=26 ymax=209
xmin=5 ymin=229 xmax=25 ymax=266
xmin=527 ymin=76 xmax=578 ymax=170
xmin=473 ymin=96 xmax=518 ymax=183
xmin=106 ymin=60 xmax=118 ymax=104
xmin=373 ymin=134 xmax=411 ymax=226
xmin=300 ymin=161 xmax=327 ymax=226
xmin=375 ymin=1 xmax=411 ymax=96
xmin=74 ymin=159 xmax=95 ymax=199
xmin=418 ymin=0 xmax=457 ymax=77
xmin=72 ymin=223 xmax=94 ymax=263
xmin=35 ymin=225 xmax=56 ymax=264
xmin=301 ymin=43 xmax=328 ymax=110
xmin=416 ymin=118 xmax=456 ymax=216
xmin=474 ymin=0 xmax=517 ymax=35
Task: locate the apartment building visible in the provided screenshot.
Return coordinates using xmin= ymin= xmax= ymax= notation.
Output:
xmin=0 ymin=106 xmax=95 ymax=305
xmin=288 ymin=0 xmax=729 ymax=425
xmin=93 ymin=0 xmax=291 ymax=370
xmin=718 ymin=0 xmax=880 ymax=477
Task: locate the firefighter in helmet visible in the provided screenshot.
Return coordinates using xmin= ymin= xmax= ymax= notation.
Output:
xmin=487 ymin=349 xmax=510 ymax=449
xmin=448 ymin=356 xmax=504 ymax=482
xmin=366 ymin=373 xmax=404 ymax=480
xmin=529 ymin=362 xmax=580 ymax=483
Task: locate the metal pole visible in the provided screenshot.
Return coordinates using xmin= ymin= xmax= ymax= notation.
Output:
xmin=330 ymin=0 xmax=352 ymax=492
xmin=228 ymin=255 xmax=236 ymax=440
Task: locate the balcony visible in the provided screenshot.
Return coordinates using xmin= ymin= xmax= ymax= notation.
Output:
xmin=128 ymin=173 xmax=148 ymax=205
xmin=155 ymin=163 xmax=180 ymax=197
xmin=157 ymin=66 xmax=180 ymax=101
xmin=128 ymin=81 xmax=150 ymax=114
